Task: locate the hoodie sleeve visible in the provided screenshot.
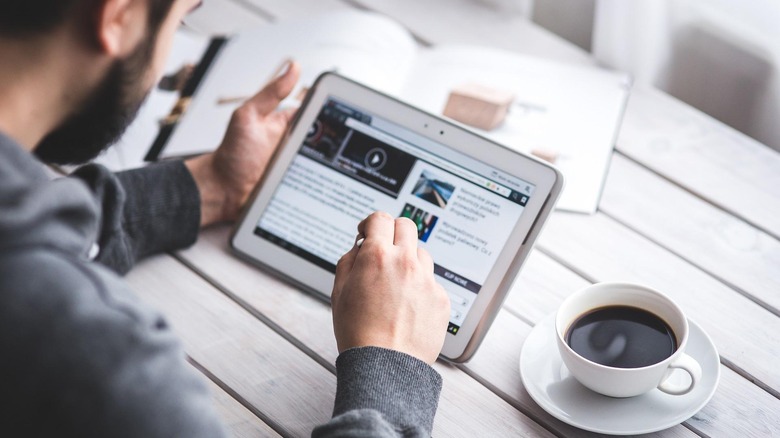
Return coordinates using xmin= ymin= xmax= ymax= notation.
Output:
xmin=71 ymin=161 xmax=201 ymax=275
xmin=312 ymin=347 xmax=442 ymax=437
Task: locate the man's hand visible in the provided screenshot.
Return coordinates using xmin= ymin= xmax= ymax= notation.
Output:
xmin=185 ymin=60 xmax=301 ymax=226
xmin=331 ymin=212 xmax=451 ymax=364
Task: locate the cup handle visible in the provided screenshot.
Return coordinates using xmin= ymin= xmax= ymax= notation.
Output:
xmin=657 ymin=353 xmax=702 ymax=396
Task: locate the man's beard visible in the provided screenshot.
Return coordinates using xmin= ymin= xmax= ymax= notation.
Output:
xmin=34 ymin=37 xmax=154 ymax=165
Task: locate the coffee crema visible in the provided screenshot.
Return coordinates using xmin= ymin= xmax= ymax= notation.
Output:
xmin=565 ymin=305 xmax=677 ymax=369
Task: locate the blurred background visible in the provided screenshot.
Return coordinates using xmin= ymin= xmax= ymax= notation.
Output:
xmin=482 ymin=0 xmax=780 ymax=152
xmin=106 ymin=0 xmax=778 ymax=172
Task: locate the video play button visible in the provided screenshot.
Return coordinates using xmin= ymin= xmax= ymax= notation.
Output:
xmin=364 ymin=148 xmax=388 ymax=170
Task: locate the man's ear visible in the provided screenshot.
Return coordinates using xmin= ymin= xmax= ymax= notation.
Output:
xmin=93 ymin=0 xmax=147 ymax=56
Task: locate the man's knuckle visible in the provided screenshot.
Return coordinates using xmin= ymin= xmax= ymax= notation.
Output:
xmin=435 ymin=284 xmax=450 ymax=307
xmin=398 ymin=252 xmax=418 ymax=273
xmin=396 ymin=216 xmax=414 ymax=227
xmin=272 ymin=83 xmax=287 ymax=101
xmin=366 ymin=245 xmax=388 ymax=266
xmin=417 ymin=249 xmax=433 ymax=266
xmin=231 ymin=106 xmax=254 ymax=125
xmin=371 ymin=211 xmax=394 ymax=222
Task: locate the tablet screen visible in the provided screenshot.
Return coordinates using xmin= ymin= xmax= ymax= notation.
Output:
xmin=255 ymin=97 xmax=535 ymax=335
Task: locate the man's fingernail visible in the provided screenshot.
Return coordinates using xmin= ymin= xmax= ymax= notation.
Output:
xmin=273 ymin=59 xmax=292 ymax=80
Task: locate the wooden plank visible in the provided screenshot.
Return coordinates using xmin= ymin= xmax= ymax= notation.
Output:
xmin=536 ymin=211 xmax=780 ymax=397
xmin=616 ymin=87 xmax=780 ymax=239
xmin=177 ymin=225 xmax=780 ymax=436
xmin=504 ymin=250 xmax=592 ymax=324
xmin=205 ymin=378 xmax=281 ymax=437
xmin=125 ymin=255 xmax=336 ymax=436
xmin=601 ymin=154 xmax=780 ymax=314
xmin=175 ymin=226 xmax=556 ymax=437
xmin=348 ymin=0 xmax=594 ymax=64
xmin=433 ymin=364 xmax=554 ymax=437
xmin=690 ymin=365 xmax=780 ymax=437
xmin=469 ymin=309 xmax=780 ymax=437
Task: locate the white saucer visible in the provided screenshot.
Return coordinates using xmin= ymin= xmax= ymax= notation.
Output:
xmin=519 ymin=313 xmax=720 ymax=435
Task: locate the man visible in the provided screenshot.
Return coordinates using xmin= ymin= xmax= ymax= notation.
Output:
xmin=0 ymin=0 xmax=451 ymax=436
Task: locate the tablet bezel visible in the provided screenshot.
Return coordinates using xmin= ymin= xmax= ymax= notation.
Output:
xmin=231 ymin=72 xmax=563 ymax=362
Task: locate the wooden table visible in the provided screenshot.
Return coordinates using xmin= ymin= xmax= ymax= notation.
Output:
xmin=125 ymin=1 xmax=780 ymax=436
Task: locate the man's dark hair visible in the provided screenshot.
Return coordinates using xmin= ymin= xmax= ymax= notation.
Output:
xmin=0 ymin=0 xmax=176 ymax=38
xmin=25 ymin=0 xmax=179 ymax=165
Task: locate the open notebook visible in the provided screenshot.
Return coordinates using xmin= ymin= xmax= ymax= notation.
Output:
xmin=151 ymin=10 xmax=630 ymax=214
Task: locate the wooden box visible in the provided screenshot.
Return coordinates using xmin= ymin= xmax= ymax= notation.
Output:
xmin=443 ymin=83 xmax=514 ymax=130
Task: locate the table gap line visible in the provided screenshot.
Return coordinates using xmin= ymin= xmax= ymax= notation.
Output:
xmin=453 ymin=365 xmax=565 ymax=438
xmin=220 ymin=0 xmax=437 ymax=54
xmin=223 ymin=0 xmax=436 ymax=48
xmin=338 ymin=0 xmax=435 ymax=47
xmin=719 ymin=356 xmax=780 ymax=401
xmin=337 ymin=0 xmax=376 ymax=13
xmin=502 ymin=306 xmax=536 ymax=328
xmin=185 ymin=355 xmax=292 ymax=438
xmin=224 ymin=0 xmax=277 ymax=22
xmin=613 ymin=150 xmax=780 ymax=241
xmin=171 ymin=253 xmax=338 ymax=375
xmin=503 ymin=247 xmax=596 ymax=326
xmin=598 ymin=208 xmax=780 ymax=319
xmin=684 ymin=424 xmax=710 ymax=438
xmin=534 ymin=247 xmax=600 ymax=285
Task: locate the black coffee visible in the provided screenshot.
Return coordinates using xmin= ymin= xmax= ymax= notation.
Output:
xmin=565 ymin=305 xmax=677 ymax=368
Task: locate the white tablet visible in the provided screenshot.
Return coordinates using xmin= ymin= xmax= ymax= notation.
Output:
xmin=231 ymin=73 xmax=563 ymax=362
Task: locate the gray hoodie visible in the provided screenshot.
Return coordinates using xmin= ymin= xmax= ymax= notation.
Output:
xmin=0 ymin=132 xmax=441 ymax=437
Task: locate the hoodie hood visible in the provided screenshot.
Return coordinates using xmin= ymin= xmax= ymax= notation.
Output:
xmin=0 ymin=132 xmax=98 ymax=258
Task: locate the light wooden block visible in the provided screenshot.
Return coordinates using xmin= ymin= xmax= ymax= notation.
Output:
xmin=443 ymin=83 xmax=514 ymax=130
xmin=531 ymin=148 xmax=559 ymax=164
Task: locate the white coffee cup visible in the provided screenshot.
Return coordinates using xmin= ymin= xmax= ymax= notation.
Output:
xmin=555 ymin=282 xmax=702 ymax=398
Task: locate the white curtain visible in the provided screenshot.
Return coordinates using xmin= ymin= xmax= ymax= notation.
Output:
xmin=592 ymin=0 xmax=780 ymax=151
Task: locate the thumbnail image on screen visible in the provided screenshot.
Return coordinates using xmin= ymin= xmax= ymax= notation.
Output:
xmin=399 ymin=203 xmax=439 ymax=242
xmin=412 ymin=170 xmax=455 ymax=208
